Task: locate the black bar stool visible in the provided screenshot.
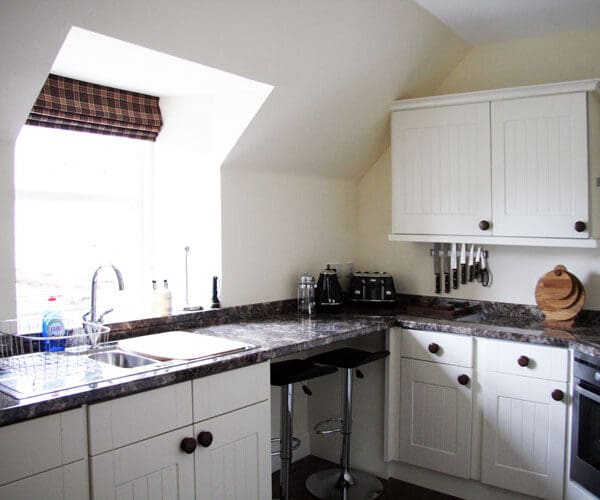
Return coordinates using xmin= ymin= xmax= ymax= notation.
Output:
xmin=305 ymin=347 xmax=390 ymax=500
xmin=271 ymin=359 xmax=337 ymax=500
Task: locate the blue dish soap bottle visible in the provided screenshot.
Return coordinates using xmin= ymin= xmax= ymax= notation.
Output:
xmin=42 ymin=296 xmax=66 ymax=352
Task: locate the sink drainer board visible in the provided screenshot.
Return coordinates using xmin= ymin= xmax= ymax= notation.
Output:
xmin=118 ymin=330 xmax=255 ymax=361
xmin=0 ymin=317 xmax=113 ymax=399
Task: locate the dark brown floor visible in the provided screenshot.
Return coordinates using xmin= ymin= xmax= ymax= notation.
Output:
xmin=272 ymin=455 xmax=462 ymax=499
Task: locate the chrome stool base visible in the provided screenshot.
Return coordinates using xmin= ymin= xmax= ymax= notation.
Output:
xmin=305 ymin=468 xmax=384 ymax=500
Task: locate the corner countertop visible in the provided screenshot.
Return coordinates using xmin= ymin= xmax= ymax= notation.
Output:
xmin=1 ymin=297 xmax=599 ymax=427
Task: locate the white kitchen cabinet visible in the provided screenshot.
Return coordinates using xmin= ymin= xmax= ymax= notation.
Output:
xmin=480 ymin=340 xmax=569 ymax=500
xmin=389 ymin=78 xmax=600 ymax=247
xmin=491 ymin=93 xmax=589 ymax=238
xmin=0 ymin=407 xmax=88 ymax=500
xmin=386 ymin=328 xmax=474 ymax=479
xmin=194 ymin=401 xmax=270 ymax=500
xmin=88 ymin=363 xmax=271 ymax=500
xmin=399 ymin=358 xmax=473 ymax=478
xmin=89 ymin=426 xmax=196 ymax=500
xmin=391 ymin=102 xmax=491 ymax=236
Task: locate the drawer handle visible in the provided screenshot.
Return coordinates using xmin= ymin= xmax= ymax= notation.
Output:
xmin=457 ymin=374 xmax=470 ymax=386
xmin=180 ymin=437 xmax=197 ymax=454
xmin=574 ymin=221 xmax=586 ymax=233
xmin=517 ymin=355 xmax=530 ymax=367
xmin=428 ymin=343 xmax=440 ymax=354
xmin=551 ymin=389 xmax=564 ymax=402
xmin=479 ymin=220 xmax=490 ymax=231
xmin=197 ymin=431 xmax=214 ymax=448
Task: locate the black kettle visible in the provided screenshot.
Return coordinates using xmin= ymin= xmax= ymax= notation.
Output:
xmin=316 ymin=265 xmax=344 ymax=307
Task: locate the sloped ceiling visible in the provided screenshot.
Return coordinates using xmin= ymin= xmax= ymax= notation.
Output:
xmin=0 ymin=0 xmax=468 ymax=179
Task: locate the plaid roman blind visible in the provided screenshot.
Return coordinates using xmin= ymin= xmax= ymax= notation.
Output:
xmin=26 ymin=74 xmax=163 ymax=141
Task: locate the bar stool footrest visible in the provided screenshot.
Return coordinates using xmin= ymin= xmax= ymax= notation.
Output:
xmin=270 ymin=436 xmax=301 ymax=456
xmin=314 ymin=417 xmax=343 ymax=435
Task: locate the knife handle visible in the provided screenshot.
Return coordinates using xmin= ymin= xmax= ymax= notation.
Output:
xmin=461 ymin=264 xmax=467 ymax=284
xmin=468 ymin=265 xmax=474 ymax=282
xmin=452 ymin=270 xmax=458 ymax=289
xmin=435 ymin=273 xmax=441 ymax=294
xmin=444 ymin=273 xmax=450 ymax=293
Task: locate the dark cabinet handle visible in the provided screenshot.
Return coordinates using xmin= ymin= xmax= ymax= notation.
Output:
xmin=551 ymin=389 xmax=564 ymax=401
xmin=479 ymin=220 xmax=490 ymax=231
xmin=457 ymin=374 xmax=470 ymax=386
xmin=518 ymin=355 xmax=529 ymax=367
xmin=197 ymin=431 xmax=214 ymax=448
xmin=428 ymin=343 xmax=440 ymax=354
xmin=180 ymin=437 xmax=197 ymax=454
xmin=574 ymin=221 xmax=586 ymax=232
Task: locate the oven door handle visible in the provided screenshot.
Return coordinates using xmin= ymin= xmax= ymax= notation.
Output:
xmin=576 ymin=384 xmax=600 ymax=404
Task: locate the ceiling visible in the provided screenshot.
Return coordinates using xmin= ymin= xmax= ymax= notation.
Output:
xmin=0 ymin=0 xmax=469 ymax=179
xmin=413 ymin=0 xmax=600 ymax=44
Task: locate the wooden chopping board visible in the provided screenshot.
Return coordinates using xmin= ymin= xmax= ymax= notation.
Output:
xmin=118 ymin=331 xmax=253 ymax=361
xmin=535 ymin=265 xmax=585 ymax=323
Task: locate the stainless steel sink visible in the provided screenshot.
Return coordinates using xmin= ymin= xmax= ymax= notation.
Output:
xmin=88 ymin=350 xmax=157 ymax=368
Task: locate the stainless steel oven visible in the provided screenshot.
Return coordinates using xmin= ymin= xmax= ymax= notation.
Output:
xmin=571 ymin=350 xmax=600 ymax=498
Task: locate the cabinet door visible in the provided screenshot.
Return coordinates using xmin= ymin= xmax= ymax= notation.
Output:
xmin=0 ymin=460 xmax=88 ymax=500
xmin=89 ymin=426 xmax=195 ymax=500
xmin=481 ymin=372 xmax=568 ymax=500
xmin=391 ymin=103 xmax=491 ymax=236
xmin=399 ymin=358 xmax=472 ymax=478
xmin=491 ymin=92 xmax=589 ymax=238
xmin=194 ymin=401 xmax=271 ymax=500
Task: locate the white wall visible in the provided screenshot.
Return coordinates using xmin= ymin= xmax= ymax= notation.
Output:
xmin=0 ymin=140 xmax=16 ymax=318
xmin=220 ymin=169 xmax=358 ymax=305
xmin=357 ymin=25 xmax=600 ymax=309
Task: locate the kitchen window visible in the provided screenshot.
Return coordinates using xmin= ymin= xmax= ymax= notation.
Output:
xmin=15 ymin=125 xmax=154 ymax=319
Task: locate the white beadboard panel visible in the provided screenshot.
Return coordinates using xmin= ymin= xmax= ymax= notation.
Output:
xmin=89 ymin=426 xmax=195 ymax=500
xmin=491 ymin=92 xmax=589 ymax=238
xmin=391 ymin=102 xmax=491 ymax=236
xmin=194 ymin=401 xmax=271 ymax=500
xmin=399 ymin=358 xmax=472 ymax=478
xmin=481 ymin=372 xmax=568 ymax=500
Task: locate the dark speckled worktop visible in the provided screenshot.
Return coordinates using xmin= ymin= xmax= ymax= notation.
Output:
xmin=1 ymin=296 xmax=599 ymax=426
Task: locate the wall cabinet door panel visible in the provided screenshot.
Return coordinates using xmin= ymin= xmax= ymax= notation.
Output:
xmin=391 ymin=103 xmax=491 ymax=236
xmin=399 ymin=358 xmax=472 ymax=478
xmin=491 ymin=92 xmax=588 ymax=238
xmin=481 ymin=372 xmax=568 ymax=500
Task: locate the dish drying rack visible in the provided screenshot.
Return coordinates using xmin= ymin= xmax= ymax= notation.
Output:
xmin=0 ymin=317 xmax=110 ymax=399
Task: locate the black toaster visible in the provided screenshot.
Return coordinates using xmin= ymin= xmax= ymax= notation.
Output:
xmin=349 ymin=272 xmax=396 ymax=302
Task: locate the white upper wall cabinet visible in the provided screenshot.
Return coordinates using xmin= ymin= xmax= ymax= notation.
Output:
xmin=491 ymin=93 xmax=588 ymax=238
xmin=391 ymin=103 xmax=491 ymax=236
xmin=389 ymin=79 xmax=600 ymax=247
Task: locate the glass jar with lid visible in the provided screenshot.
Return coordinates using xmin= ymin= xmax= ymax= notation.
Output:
xmin=297 ymin=273 xmax=316 ymax=315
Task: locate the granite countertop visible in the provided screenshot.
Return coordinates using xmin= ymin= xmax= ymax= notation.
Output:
xmin=1 ymin=296 xmax=599 ymax=427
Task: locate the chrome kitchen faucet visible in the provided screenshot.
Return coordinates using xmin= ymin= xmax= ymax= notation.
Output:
xmin=83 ymin=264 xmax=125 ymax=327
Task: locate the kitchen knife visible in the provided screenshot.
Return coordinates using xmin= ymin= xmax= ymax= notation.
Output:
xmin=443 ymin=243 xmax=451 ymax=293
xmin=480 ymin=250 xmax=490 ymax=287
xmin=433 ymin=242 xmax=441 ymax=294
xmin=460 ymin=243 xmax=467 ymax=285
xmin=451 ymin=243 xmax=458 ymax=289
xmin=468 ymin=244 xmax=475 ymax=282
xmin=475 ymin=246 xmax=482 ymax=282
